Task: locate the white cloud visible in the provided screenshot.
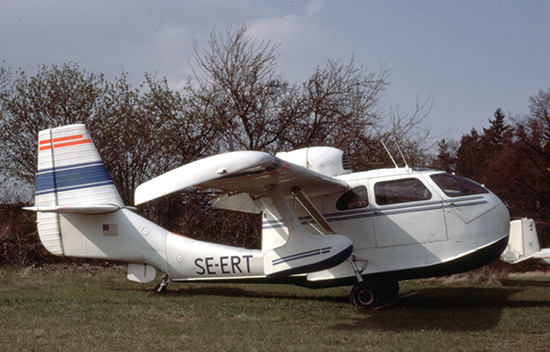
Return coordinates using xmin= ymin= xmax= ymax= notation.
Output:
xmin=248 ymin=10 xmax=329 ymax=46
xmin=304 ymin=0 xmax=327 ymax=17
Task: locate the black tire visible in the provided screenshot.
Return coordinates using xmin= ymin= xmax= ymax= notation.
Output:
xmin=350 ymin=281 xmax=382 ymax=308
xmin=381 ymin=280 xmax=400 ymax=301
xmin=154 ymin=284 xmax=167 ymax=294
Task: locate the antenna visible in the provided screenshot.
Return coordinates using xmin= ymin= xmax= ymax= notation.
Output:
xmin=381 ymin=140 xmax=398 ymax=168
xmin=392 ymin=135 xmax=409 ymax=169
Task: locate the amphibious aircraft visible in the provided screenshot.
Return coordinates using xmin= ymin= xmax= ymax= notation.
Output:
xmin=501 ymin=218 xmax=550 ymax=265
xmin=25 ymin=124 xmax=510 ymax=308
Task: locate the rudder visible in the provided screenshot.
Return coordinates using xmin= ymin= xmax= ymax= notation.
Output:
xmin=32 ymin=124 xmax=124 ymax=255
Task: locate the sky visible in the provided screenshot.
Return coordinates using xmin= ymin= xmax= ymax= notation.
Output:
xmin=1 ymin=0 xmax=550 ymax=142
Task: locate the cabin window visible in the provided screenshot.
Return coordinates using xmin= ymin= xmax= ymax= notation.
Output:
xmin=336 ymin=186 xmax=368 ymax=210
xmin=374 ymin=178 xmax=431 ymax=205
xmin=430 ymin=173 xmax=488 ymax=197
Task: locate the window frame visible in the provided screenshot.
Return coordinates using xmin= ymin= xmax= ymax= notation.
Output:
xmin=374 ymin=177 xmax=432 ymax=205
xmin=430 ymin=173 xmax=489 ymax=198
xmin=336 ymin=186 xmax=368 ymax=211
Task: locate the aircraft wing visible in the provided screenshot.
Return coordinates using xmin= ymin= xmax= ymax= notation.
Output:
xmin=134 ymin=151 xmax=349 ymax=205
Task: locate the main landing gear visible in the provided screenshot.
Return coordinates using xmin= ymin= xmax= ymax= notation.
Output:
xmin=350 ymin=280 xmax=400 ymax=308
xmin=348 ymin=256 xmax=399 ymax=308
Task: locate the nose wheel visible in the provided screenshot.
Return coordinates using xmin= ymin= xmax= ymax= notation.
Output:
xmin=153 ymin=275 xmax=171 ymax=294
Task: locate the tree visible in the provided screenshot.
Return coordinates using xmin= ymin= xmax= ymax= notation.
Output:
xmin=511 ymin=89 xmax=550 ymax=245
xmin=433 ymin=138 xmax=458 ymax=173
xmin=455 ymin=128 xmax=484 ymax=179
xmin=283 ymin=58 xmax=390 ymax=150
xmin=1 ymin=25 xmax=437 ymax=259
xmin=0 ymin=63 xmax=107 ymax=183
xmin=191 ymin=24 xmax=291 ymax=152
xmin=189 ymin=24 xmax=429 ymax=166
xmin=482 ymin=108 xmax=512 ymax=154
xmin=513 ymin=90 xmax=550 ymax=183
xmin=0 ymin=61 xmax=11 ymax=117
xmin=0 ymin=65 xmax=215 ymax=234
xmin=450 ymin=99 xmax=550 ymax=248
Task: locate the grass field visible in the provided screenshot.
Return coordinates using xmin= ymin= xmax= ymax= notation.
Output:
xmin=1 ymin=265 xmax=550 ymax=352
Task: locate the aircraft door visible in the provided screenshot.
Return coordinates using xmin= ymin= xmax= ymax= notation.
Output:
xmin=329 ymin=185 xmax=376 ymax=250
xmin=371 ymin=177 xmax=447 ymax=248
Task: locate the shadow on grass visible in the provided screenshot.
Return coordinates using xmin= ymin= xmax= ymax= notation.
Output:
xmin=332 ymin=286 xmax=550 ymax=332
xmin=147 ymin=284 xmax=550 ymax=332
xmin=157 ymin=284 xmax=352 ymax=304
xmin=500 ymin=279 xmax=550 ymax=288
xmin=119 ymin=280 xmax=550 ymax=332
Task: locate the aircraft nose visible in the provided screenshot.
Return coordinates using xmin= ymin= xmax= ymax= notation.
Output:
xmin=445 ymin=192 xmax=510 ymax=246
xmin=442 ymin=193 xmax=510 ymax=272
xmin=474 ymin=194 xmax=510 ymax=250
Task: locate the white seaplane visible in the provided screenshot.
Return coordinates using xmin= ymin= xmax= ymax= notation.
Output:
xmin=501 ymin=218 xmax=550 ymax=265
xmin=25 ymin=124 xmax=510 ymax=308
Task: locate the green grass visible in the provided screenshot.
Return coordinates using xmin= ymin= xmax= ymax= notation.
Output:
xmin=1 ymin=265 xmax=550 ymax=351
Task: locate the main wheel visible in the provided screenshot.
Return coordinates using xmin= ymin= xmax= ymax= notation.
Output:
xmin=381 ymin=280 xmax=400 ymax=301
xmin=350 ymin=281 xmax=382 ymax=308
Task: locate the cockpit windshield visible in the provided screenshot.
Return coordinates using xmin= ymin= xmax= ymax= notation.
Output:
xmin=430 ymin=173 xmax=488 ymax=197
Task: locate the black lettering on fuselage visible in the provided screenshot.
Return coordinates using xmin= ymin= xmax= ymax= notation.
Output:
xmin=220 ymin=256 xmax=230 ymax=274
xmin=205 ymin=257 xmax=215 ymax=274
xmin=231 ymin=256 xmax=242 ymax=273
xmin=194 ymin=255 xmax=254 ymax=275
xmin=243 ymin=255 xmax=252 ymax=273
xmin=195 ymin=258 xmax=205 ymax=275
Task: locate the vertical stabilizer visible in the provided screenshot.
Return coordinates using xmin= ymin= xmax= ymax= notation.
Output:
xmin=33 ymin=124 xmax=124 ymax=255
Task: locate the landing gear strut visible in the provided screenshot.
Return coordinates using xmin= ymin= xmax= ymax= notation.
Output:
xmin=348 ymin=256 xmax=399 ymax=308
xmin=154 ymin=275 xmax=171 ymax=294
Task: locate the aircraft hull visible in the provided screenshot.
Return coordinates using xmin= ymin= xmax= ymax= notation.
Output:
xmin=168 ymin=235 xmax=508 ymax=287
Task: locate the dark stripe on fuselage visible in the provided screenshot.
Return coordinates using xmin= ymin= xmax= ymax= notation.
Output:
xmin=272 ymin=247 xmax=331 ymax=266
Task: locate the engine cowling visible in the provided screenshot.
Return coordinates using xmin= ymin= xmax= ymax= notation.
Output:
xmin=276 ymin=147 xmax=352 ymax=177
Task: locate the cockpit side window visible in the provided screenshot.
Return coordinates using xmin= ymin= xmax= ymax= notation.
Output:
xmin=430 ymin=173 xmax=488 ymax=197
xmin=336 ymin=186 xmax=368 ymax=210
xmin=374 ymin=178 xmax=431 ymax=205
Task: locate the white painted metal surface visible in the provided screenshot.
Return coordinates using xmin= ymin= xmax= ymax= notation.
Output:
xmin=501 ymin=218 xmax=550 ymax=265
xmin=26 ymin=124 xmax=512 ymax=307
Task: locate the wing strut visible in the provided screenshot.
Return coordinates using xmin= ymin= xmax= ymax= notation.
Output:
xmin=291 ymin=187 xmax=335 ymax=235
xmin=266 ymin=184 xmax=305 ymax=235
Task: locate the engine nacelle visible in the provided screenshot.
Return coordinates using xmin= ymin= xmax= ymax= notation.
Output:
xmin=276 ymin=147 xmax=352 ymax=177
